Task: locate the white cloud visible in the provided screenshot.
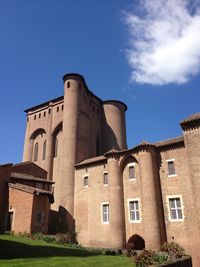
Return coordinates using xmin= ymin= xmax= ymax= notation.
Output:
xmin=124 ymin=0 xmax=200 ymax=85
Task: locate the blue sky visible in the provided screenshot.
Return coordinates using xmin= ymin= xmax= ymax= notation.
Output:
xmin=0 ymin=0 xmax=200 ymax=163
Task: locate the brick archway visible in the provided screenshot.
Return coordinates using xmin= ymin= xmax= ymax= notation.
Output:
xmin=127 ymin=234 xmax=145 ymax=250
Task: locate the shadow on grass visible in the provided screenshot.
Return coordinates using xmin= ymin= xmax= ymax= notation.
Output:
xmin=0 ymin=239 xmax=93 ymax=259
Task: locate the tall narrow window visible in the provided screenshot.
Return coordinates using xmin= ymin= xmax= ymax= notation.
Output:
xmin=129 ymin=200 xmax=140 ymax=222
xmin=54 ymin=137 xmax=58 ymax=158
xmin=103 ymin=172 xmax=108 ymax=185
xmin=67 ymin=81 xmax=70 ymax=88
xmin=42 ymin=140 xmax=46 ymax=160
xmin=167 ymin=160 xmax=176 ymax=176
xmin=169 ymin=197 xmax=183 ymax=221
xmin=33 ymin=143 xmax=39 ymax=162
xmin=102 ymin=203 xmax=109 ymax=223
xmin=129 ymin=165 xmax=135 ymax=179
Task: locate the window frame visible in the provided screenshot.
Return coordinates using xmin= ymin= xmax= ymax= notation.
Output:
xmin=166 ymin=159 xmax=177 ymax=177
xmin=101 ymin=202 xmax=109 ymax=224
xmin=167 ymin=195 xmax=184 ymax=222
xmin=128 ymin=198 xmax=141 ymax=223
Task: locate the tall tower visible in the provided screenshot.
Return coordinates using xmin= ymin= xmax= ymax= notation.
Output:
xmin=59 ymin=74 xmax=82 ymax=232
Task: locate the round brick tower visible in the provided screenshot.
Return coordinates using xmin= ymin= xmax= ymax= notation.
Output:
xmin=103 ymin=101 xmax=127 ymax=153
xmin=59 ymin=73 xmax=82 ymax=232
xmin=106 ymin=149 xmax=126 ymax=248
xmin=138 ymin=144 xmax=166 ymax=250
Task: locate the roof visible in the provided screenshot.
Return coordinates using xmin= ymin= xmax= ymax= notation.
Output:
xmin=11 ymin=172 xmax=54 ymax=184
xmin=180 ymin=113 xmax=200 ymax=126
xmin=155 ymin=136 xmax=184 ymax=147
xmin=8 ymin=183 xmax=54 ymax=203
xmin=75 ymin=155 xmax=107 ymax=167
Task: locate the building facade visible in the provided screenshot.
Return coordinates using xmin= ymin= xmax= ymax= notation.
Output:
xmin=0 ymin=162 xmax=54 ymax=234
xmin=22 ymin=73 xmax=200 ymax=265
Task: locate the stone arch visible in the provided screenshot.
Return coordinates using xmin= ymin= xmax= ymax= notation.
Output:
xmin=127 ymin=234 xmax=145 ymax=250
xmin=30 ymin=128 xmax=46 ymax=140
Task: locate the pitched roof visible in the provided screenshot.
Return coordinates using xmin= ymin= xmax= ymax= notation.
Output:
xmin=155 ymin=136 xmax=184 ymax=147
xmin=11 ymin=172 xmax=54 ymax=184
xmin=75 ymin=155 xmax=107 ymax=167
xmin=8 ymin=183 xmax=54 ymax=203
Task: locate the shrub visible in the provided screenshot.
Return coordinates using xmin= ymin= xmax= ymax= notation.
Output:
xmin=153 ymin=251 xmax=168 ymax=264
xmin=31 ymin=232 xmax=44 ymax=240
xmin=55 ymin=233 xmax=72 ymax=244
xmin=135 ymin=249 xmax=154 ymax=267
xmin=161 ymin=241 xmax=185 ymax=259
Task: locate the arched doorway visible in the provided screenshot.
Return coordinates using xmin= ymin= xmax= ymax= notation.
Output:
xmin=127 ymin=234 xmax=145 ymax=250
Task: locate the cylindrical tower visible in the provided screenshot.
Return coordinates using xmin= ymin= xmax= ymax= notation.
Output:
xmin=138 ymin=144 xmax=166 ymax=250
xmin=103 ymin=101 xmax=127 ymax=153
xmin=106 ymin=150 xmax=126 ymax=248
xmin=59 ymin=73 xmax=82 ymax=232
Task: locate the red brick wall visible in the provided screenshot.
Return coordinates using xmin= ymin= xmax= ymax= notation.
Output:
xmin=9 ymin=188 xmax=33 ymax=233
xmin=31 ymin=194 xmax=49 ymax=234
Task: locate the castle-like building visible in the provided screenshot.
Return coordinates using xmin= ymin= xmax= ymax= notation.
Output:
xmin=1 ymin=73 xmax=200 ymax=265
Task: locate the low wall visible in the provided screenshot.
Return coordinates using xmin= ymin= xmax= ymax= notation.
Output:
xmin=156 ymin=256 xmax=192 ymax=267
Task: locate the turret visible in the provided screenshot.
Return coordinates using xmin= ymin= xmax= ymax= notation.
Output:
xmin=103 ymin=100 xmax=127 ymax=152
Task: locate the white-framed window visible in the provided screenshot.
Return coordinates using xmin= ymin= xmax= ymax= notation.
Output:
xmin=166 ymin=159 xmax=176 ymax=177
xmin=128 ymin=199 xmax=141 ymax=223
xmin=83 ymin=175 xmax=88 ymax=187
xmin=103 ymin=172 xmax=108 ymax=185
xmin=167 ymin=195 xmax=184 ymax=222
xmin=101 ymin=203 xmax=109 ymax=224
xmin=127 ymin=163 xmax=135 ymax=180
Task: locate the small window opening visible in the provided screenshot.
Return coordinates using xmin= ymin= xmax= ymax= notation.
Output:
xmin=84 ymin=176 xmax=88 ymax=187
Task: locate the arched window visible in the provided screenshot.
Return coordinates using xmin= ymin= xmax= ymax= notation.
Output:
xmin=42 ymin=140 xmax=46 ymax=160
xmin=54 ymin=137 xmax=58 ymax=158
xmin=33 ymin=143 xmax=39 ymax=162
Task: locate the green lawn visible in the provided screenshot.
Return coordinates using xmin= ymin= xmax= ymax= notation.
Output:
xmin=0 ymin=235 xmax=135 ymax=267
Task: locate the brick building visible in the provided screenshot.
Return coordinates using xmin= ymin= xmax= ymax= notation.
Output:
xmin=0 ymin=162 xmax=54 ymax=234
xmin=1 ymin=73 xmax=200 ymax=265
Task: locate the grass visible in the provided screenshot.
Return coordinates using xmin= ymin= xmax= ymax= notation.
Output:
xmin=0 ymin=235 xmax=135 ymax=267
